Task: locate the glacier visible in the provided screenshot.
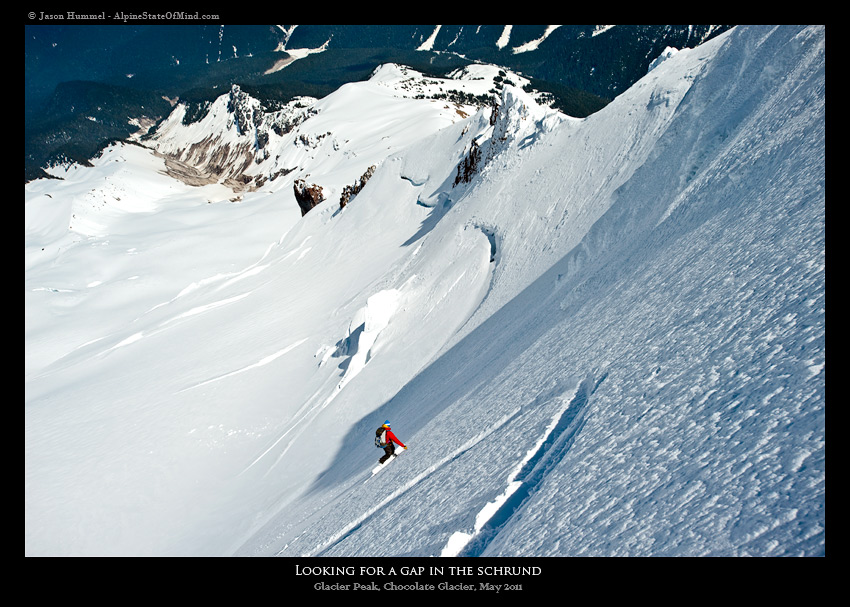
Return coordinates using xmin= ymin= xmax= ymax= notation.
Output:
xmin=25 ymin=25 xmax=824 ymax=560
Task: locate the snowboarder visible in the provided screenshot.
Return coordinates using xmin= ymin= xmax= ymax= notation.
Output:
xmin=376 ymin=420 xmax=407 ymax=464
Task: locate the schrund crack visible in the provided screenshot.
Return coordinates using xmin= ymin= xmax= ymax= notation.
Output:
xmin=456 ymin=374 xmax=602 ymax=556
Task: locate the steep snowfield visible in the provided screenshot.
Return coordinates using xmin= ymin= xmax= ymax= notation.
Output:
xmin=25 ymin=25 xmax=824 ymax=557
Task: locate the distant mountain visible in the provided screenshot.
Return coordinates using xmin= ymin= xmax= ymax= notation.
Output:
xmin=25 ymin=25 xmax=733 ymax=182
xmin=282 ymin=25 xmax=733 ymax=97
xmin=25 ymin=80 xmax=174 ymax=178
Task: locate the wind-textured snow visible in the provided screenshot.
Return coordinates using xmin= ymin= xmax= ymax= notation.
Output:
xmin=25 ymin=25 xmax=824 ymax=557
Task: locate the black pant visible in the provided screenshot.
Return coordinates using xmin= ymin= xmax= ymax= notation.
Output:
xmin=379 ymin=443 xmax=396 ymax=464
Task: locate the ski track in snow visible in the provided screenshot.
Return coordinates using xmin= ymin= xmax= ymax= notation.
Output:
xmin=164 ymin=292 xmax=252 ymax=325
xmin=76 ymin=244 xmax=281 ymax=368
xmin=144 ymin=243 xmax=276 ymax=317
xmin=87 ymin=291 xmax=256 ymax=362
xmin=177 ymin=338 xmax=308 ymax=394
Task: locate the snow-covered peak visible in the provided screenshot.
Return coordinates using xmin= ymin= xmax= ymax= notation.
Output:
xmin=146 ymin=62 xmax=545 ymax=203
xmin=368 ymin=62 xmax=413 ymax=83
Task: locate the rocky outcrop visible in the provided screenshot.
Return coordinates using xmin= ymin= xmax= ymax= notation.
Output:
xmin=294 ymin=178 xmax=325 ymax=216
xmin=339 ymin=165 xmax=376 ymax=209
xmin=227 ymin=85 xmax=262 ymax=138
xmin=453 ymin=140 xmax=481 ymax=186
xmin=451 ymin=86 xmax=567 ymax=189
xmin=150 ymin=85 xmax=320 ymax=192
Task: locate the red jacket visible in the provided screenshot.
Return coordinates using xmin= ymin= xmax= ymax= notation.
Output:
xmin=384 ymin=428 xmax=405 ymax=449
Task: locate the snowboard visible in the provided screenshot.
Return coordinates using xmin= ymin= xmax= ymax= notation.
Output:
xmin=370 ymin=447 xmax=405 ymax=476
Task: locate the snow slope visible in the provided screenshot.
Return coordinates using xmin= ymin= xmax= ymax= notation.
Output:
xmin=25 ymin=25 xmax=824 ymax=557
